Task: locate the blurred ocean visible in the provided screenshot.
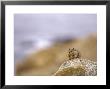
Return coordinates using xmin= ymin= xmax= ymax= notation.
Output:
xmin=14 ymin=14 xmax=97 ymax=63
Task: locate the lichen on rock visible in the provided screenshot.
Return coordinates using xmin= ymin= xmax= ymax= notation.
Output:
xmin=54 ymin=58 xmax=97 ymax=76
xmin=54 ymin=66 xmax=85 ymax=76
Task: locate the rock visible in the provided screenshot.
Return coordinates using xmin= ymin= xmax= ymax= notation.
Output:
xmin=54 ymin=58 xmax=97 ymax=76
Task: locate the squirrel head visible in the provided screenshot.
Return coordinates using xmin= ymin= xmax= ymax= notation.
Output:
xmin=68 ymin=48 xmax=81 ymax=60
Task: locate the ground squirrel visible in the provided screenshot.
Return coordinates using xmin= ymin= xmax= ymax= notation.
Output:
xmin=68 ymin=48 xmax=81 ymax=60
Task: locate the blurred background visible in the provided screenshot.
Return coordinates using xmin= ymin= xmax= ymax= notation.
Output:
xmin=14 ymin=14 xmax=97 ymax=76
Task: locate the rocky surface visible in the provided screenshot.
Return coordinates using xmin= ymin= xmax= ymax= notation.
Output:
xmin=54 ymin=58 xmax=97 ymax=76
